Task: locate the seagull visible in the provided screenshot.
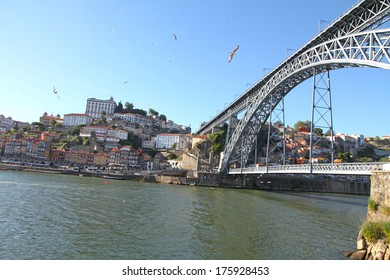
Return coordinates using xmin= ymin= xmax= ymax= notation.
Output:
xmin=53 ymin=86 xmax=60 ymax=99
xmin=228 ymin=45 xmax=239 ymax=63
xmin=173 ymin=34 xmax=177 ymax=41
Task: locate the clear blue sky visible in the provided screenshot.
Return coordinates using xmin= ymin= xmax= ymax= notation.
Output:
xmin=0 ymin=0 xmax=389 ymax=137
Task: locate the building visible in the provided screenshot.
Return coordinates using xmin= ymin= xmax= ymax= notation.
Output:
xmin=85 ymin=97 xmax=116 ymax=119
xmin=63 ymin=113 xmax=93 ymax=127
xmin=39 ymin=112 xmax=63 ymax=127
xmin=113 ymin=113 xmax=154 ymax=127
xmin=108 ymin=146 xmax=141 ymax=169
xmin=3 ymin=138 xmax=51 ymax=160
xmin=155 ymin=133 xmax=192 ymax=150
xmin=0 ymin=115 xmax=14 ymax=132
xmin=80 ymin=126 xmax=128 ymax=142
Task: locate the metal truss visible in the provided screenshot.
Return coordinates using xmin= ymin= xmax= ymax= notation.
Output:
xmin=266 ymin=97 xmax=285 ymax=165
xmin=220 ymin=28 xmax=390 ymax=172
xmin=229 ymin=162 xmax=386 ymax=176
xmin=197 ymin=0 xmax=390 ymax=136
xmin=309 ymin=70 xmax=334 ymax=163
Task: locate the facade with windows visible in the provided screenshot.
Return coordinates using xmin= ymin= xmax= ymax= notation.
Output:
xmin=63 ymin=113 xmax=93 ymax=127
xmin=85 ymin=97 xmax=116 ymax=119
xmin=155 ymin=133 xmax=192 ymax=150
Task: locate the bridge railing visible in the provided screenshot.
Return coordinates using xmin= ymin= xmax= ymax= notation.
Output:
xmin=228 ymin=162 xmax=386 ymax=175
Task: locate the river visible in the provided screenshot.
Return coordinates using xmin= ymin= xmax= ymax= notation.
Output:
xmin=0 ymin=170 xmax=368 ymax=260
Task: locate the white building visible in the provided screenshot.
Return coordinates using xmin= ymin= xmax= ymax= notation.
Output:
xmin=113 ymin=113 xmax=153 ymax=126
xmin=63 ymin=113 xmax=93 ymax=127
xmin=155 ymin=133 xmax=191 ymax=150
xmin=85 ymin=97 xmax=116 ymax=119
xmin=0 ymin=115 xmax=14 ymax=132
xmin=80 ymin=126 xmax=128 ymax=142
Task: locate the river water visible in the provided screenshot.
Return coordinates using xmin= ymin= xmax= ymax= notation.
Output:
xmin=0 ymin=170 xmax=368 ymax=260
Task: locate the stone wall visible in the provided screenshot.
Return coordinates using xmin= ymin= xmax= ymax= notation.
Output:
xmin=349 ymin=170 xmax=390 ymax=260
xmin=194 ymin=172 xmax=370 ymax=195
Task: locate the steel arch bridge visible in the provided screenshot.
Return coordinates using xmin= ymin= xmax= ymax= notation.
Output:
xmin=196 ymin=0 xmax=390 ymax=174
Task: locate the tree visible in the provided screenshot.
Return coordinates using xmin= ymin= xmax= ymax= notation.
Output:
xmin=149 ymin=108 xmax=159 ymax=117
xmin=115 ymin=101 xmax=124 ymax=113
xmin=132 ymin=108 xmax=147 ymax=116
xmin=209 ymin=124 xmax=228 ymax=154
xmin=159 ymin=114 xmax=167 ymax=122
xmin=313 ymin=128 xmax=323 ymax=136
xmin=124 ymin=102 xmax=134 ymax=113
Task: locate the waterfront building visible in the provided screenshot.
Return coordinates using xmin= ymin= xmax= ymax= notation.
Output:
xmin=85 ymin=97 xmax=116 ymax=119
xmin=3 ymin=138 xmax=51 ymax=160
xmin=63 ymin=113 xmax=93 ymax=127
xmin=108 ymin=146 xmax=140 ymax=169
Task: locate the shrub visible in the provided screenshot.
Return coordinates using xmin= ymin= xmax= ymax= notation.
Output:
xmin=381 ymin=222 xmax=390 ymax=243
xmin=368 ymin=199 xmax=377 ymax=212
xmin=362 ymin=221 xmax=382 ymax=243
xmin=381 ymin=205 xmax=390 ymax=216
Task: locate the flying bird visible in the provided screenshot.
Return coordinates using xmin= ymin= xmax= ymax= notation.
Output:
xmin=53 ymin=86 xmax=60 ymax=99
xmin=228 ymin=45 xmax=239 ymax=63
xmin=173 ymin=34 xmax=177 ymax=41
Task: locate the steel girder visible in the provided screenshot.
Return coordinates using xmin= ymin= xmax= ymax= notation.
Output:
xmin=196 ymin=0 xmax=390 ymax=136
xmin=220 ymin=28 xmax=390 ymax=172
xmin=229 ymin=162 xmax=386 ymax=175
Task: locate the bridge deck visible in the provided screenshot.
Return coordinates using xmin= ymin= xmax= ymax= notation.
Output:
xmin=229 ymin=162 xmax=387 ymax=175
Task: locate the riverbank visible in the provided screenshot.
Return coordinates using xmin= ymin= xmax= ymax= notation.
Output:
xmin=0 ymin=163 xmax=157 ymax=183
xmin=0 ymin=163 xmax=372 ymax=195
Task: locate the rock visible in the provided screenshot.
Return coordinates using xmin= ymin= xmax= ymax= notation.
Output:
xmin=342 ymin=251 xmax=353 ymax=258
xmin=371 ymin=240 xmax=387 ymax=260
xmin=384 ymin=249 xmax=390 ymax=260
xmin=374 ymin=252 xmax=384 ymax=260
xmin=357 ymin=238 xmax=366 ymax=250
xmin=349 ymin=250 xmax=366 ymax=260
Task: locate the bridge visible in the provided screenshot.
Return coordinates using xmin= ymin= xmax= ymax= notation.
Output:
xmin=196 ymin=0 xmax=390 ymax=175
xmin=229 ymin=162 xmax=387 ymax=176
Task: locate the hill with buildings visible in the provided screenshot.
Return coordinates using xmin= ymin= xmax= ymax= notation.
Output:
xmin=1 ymin=97 xmax=389 ymax=175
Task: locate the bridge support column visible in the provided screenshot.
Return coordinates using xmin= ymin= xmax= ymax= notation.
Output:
xmin=310 ymin=68 xmax=335 ymax=168
xmin=266 ymin=95 xmax=286 ymax=168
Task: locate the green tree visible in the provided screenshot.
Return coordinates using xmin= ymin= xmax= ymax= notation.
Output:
xmin=313 ymin=127 xmax=323 ymax=136
xmin=149 ymin=108 xmax=159 ymax=117
xmin=115 ymin=101 xmax=124 ymax=113
xmin=124 ymin=102 xmax=134 ymax=113
xmin=131 ymin=108 xmax=147 ymax=116
xmin=159 ymin=114 xmax=167 ymax=122
xmin=209 ymin=124 xmax=228 ymax=154
xmin=119 ymin=131 xmax=140 ymax=148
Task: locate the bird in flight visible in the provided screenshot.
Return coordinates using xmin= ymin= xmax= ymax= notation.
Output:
xmin=228 ymin=45 xmax=239 ymax=63
xmin=173 ymin=34 xmax=177 ymax=41
xmin=53 ymin=86 xmax=60 ymax=99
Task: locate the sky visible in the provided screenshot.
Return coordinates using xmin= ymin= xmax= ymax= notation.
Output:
xmin=0 ymin=0 xmax=389 ymax=137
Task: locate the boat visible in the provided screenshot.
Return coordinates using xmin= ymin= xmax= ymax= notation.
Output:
xmin=103 ymin=174 xmax=125 ymax=180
